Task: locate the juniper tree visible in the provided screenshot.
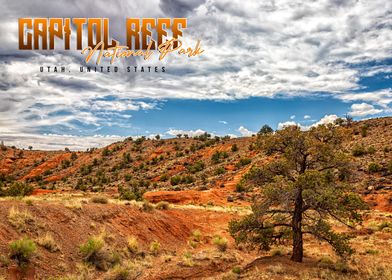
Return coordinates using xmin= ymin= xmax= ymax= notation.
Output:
xmin=229 ymin=125 xmax=367 ymax=262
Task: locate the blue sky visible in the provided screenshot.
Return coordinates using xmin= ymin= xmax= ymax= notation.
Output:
xmin=0 ymin=0 xmax=391 ymax=149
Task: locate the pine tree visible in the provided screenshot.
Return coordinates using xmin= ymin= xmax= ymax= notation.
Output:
xmin=229 ymin=124 xmax=368 ymax=262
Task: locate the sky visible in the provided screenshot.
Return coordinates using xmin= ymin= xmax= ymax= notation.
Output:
xmin=0 ymin=0 xmax=391 ymax=150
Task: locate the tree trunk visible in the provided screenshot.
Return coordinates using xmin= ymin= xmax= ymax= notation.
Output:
xmin=291 ymin=188 xmax=303 ymax=262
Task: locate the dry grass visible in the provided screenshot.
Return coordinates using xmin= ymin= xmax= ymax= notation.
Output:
xmin=36 ymin=233 xmax=59 ymax=252
xmin=8 ymin=206 xmax=34 ymax=231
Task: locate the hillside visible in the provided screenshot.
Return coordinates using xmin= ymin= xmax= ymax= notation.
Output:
xmin=0 ymin=117 xmax=392 ymax=279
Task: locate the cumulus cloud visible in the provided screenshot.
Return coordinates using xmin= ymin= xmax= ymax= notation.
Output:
xmin=238 ymin=126 xmax=255 ymax=136
xmin=278 ymin=114 xmax=338 ymax=130
xmin=166 ymin=128 xmax=208 ymax=137
xmin=278 ymin=121 xmax=300 ymax=130
xmin=219 ymin=120 xmax=228 ymax=124
xmin=290 ymin=115 xmax=296 ymax=120
xmin=0 ymin=133 xmax=124 ymax=151
xmin=349 ymin=103 xmax=383 ymax=117
xmin=304 ymin=115 xmax=311 ymax=119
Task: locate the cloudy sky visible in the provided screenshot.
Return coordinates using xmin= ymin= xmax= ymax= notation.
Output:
xmin=0 ymin=0 xmax=391 ymax=150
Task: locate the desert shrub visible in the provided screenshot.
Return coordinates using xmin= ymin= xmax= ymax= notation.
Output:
xmin=367 ymin=146 xmax=376 ymax=154
xmin=235 ymin=182 xmax=246 ymax=193
xmin=149 ymin=241 xmax=161 ymax=256
xmin=236 ymin=158 xmax=251 ymax=168
xmin=155 ymin=201 xmax=170 ymax=210
xmin=102 ymin=148 xmax=111 ymax=157
xmin=352 ymin=144 xmax=366 ymax=157
xmin=79 ymin=234 xmax=119 ymax=271
xmin=126 ymin=236 xmax=139 ymax=254
xmin=378 ymin=221 xmax=392 ymax=231
xmin=159 ymin=173 xmax=169 ymax=182
xmin=118 ymin=184 xmax=145 ymax=201
xmin=105 ymin=261 xmax=142 ymax=280
xmin=231 ymin=144 xmax=239 ymax=152
xmin=387 ymin=161 xmax=392 ymax=174
xmin=187 ymin=160 xmax=205 ymax=173
xmin=212 ymin=236 xmax=228 ymax=252
xmin=9 ymin=237 xmax=36 ymax=267
xmin=267 ymin=264 xmax=284 ymax=274
xmin=214 ymin=166 xmax=226 ymax=175
xmin=36 ymin=233 xmax=59 ymax=252
xmin=90 ymin=196 xmax=108 ymax=204
xmin=4 ymin=182 xmax=33 ymax=197
xmin=141 ymin=201 xmax=154 ymax=212
xmin=170 ymin=175 xmax=181 ymax=186
xmin=211 ymin=151 xmax=229 ymax=164
xmin=182 ymin=251 xmax=194 ymax=267
xmin=270 ymin=248 xmax=284 ymax=256
xmin=191 ymin=230 xmax=202 ymax=243
xmin=232 ymin=266 xmax=241 ymax=274
xmin=368 ymin=162 xmax=381 ymax=173
xmin=361 ymin=125 xmax=368 ymax=137
xmin=8 ymin=207 xmax=34 ymax=231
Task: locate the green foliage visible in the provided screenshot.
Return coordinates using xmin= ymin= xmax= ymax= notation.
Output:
xmin=9 ymin=237 xmax=36 ymax=267
xmin=118 ymin=183 xmax=145 ymax=201
xmin=368 ymin=162 xmax=381 ymax=173
xmin=215 ymin=166 xmax=226 ymax=175
xmin=212 ymin=236 xmax=228 ymax=252
xmin=361 ymin=125 xmax=368 ymax=137
xmin=231 ymin=144 xmax=239 ymax=152
xmin=170 ymin=175 xmax=195 ymax=186
xmin=211 ymin=151 xmax=229 ymax=164
xmin=149 ymin=241 xmax=161 ymax=256
xmin=230 ymin=125 xmax=368 ymax=262
xmin=352 ymin=144 xmax=367 ymax=157
xmin=170 ymin=175 xmax=181 ymax=186
xmin=236 ymin=158 xmax=251 ymax=168
xmin=102 ymin=147 xmax=111 ymax=157
xmin=187 ymin=160 xmax=205 ymax=174
xmin=258 ymin=124 xmax=273 ymax=135
xmin=1 ymin=182 xmax=33 ymax=197
xmin=79 ymin=235 xmax=104 ymax=265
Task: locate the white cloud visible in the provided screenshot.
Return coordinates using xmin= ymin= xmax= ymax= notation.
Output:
xmin=278 ymin=121 xmax=300 ymax=130
xmin=166 ymin=129 xmax=208 ymax=137
xmin=278 ymin=114 xmax=338 ymax=130
xmin=219 ymin=120 xmax=228 ymax=124
xmin=349 ymin=103 xmax=383 ymax=117
xmin=310 ymin=114 xmax=338 ymax=127
xmin=338 ymin=89 xmax=392 ymax=108
xmin=290 ymin=115 xmax=296 ymax=120
xmin=0 ymin=133 xmax=125 ymax=151
xmin=238 ymin=126 xmax=255 ymax=137
xmin=304 ymin=115 xmax=311 ymax=119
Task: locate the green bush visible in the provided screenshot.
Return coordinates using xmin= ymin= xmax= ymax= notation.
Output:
xmin=149 ymin=241 xmax=161 ymax=256
xmin=215 ymin=166 xmax=226 ymax=175
xmin=212 ymin=236 xmax=228 ymax=252
xmin=352 ymin=145 xmax=366 ymax=157
xmin=231 ymin=144 xmax=239 ymax=152
xmin=170 ymin=175 xmax=181 ymax=186
xmin=187 ymin=160 xmax=205 ymax=173
xmin=236 ymin=158 xmax=251 ymax=168
xmin=9 ymin=237 xmax=36 ymax=266
xmin=4 ymin=182 xmax=33 ymax=197
xmin=79 ymin=235 xmax=104 ymax=263
xmin=368 ymin=162 xmax=381 ymax=173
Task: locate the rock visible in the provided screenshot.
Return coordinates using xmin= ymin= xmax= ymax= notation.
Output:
xmin=227 ymin=196 xmax=234 ymax=202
